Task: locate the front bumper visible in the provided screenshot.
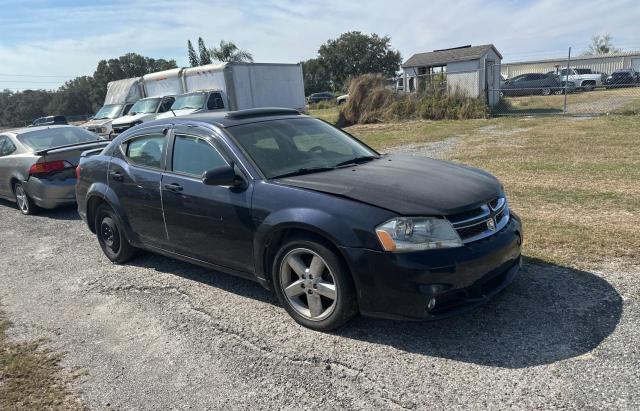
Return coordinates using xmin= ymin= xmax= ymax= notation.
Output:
xmin=24 ymin=177 xmax=77 ymax=209
xmin=341 ymin=214 xmax=523 ymax=320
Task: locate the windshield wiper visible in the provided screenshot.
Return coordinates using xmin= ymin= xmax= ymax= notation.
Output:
xmin=271 ymin=166 xmax=336 ymax=179
xmin=334 ymin=156 xmax=378 ymax=168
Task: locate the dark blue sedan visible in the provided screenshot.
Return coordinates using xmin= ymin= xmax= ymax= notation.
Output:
xmin=76 ymin=108 xmax=522 ymax=330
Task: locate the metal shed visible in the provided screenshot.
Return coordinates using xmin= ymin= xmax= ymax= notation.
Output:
xmin=501 ymin=51 xmax=640 ymax=79
xmin=402 ymin=44 xmax=503 ymax=106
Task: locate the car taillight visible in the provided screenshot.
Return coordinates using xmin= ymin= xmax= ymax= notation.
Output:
xmin=28 ymin=160 xmax=73 ymax=176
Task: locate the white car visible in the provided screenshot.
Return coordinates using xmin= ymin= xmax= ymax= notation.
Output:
xmin=80 ymin=103 xmax=134 ymax=138
xmin=336 ymin=94 xmax=349 ymax=105
xmin=553 ymin=68 xmax=603 ymax=91
xmin=111 ymin=96 xmax=176 ymax=137
xmin=156 ymin=90 xmax=226 ymax=119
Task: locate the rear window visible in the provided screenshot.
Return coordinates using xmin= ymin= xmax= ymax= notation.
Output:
xmin=18 ymin=127 xmax=101 ymax=151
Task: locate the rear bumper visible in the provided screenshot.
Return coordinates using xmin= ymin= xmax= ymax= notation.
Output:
xmin=24 ymin=177 xmax=76 ymax=209
xmin=341 ymin=214 xmax=523 ymax=320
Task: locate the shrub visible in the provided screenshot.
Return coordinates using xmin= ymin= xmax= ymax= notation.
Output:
xmin=338 ymin=74 xmax=488 ymax=126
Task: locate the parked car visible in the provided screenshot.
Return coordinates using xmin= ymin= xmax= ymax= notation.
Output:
xmin=501 ymin=73 xmax=570 ymax=96
xmin=156 ymin=90 xmax=226 ymax=119
xmin=0 ymin=125 xmax=107 ymax=215
xmin=336 ymin=94 xmax=349 ymax=105
xmin=31 ymin=115 xmax=68 ymax=127
xmin=81 ymin=103 xmax=134 ymax=137
xmin=111 ymin=95 xmax=176 ymax=137
xmin=604 ymin=69 xmax=640 ymax=88
xmin=307 ymin=92 xmax=335 ymax=104
xmin=555 ymin=68 xmax=603 ymax=91
xmin=76 ymin=108 xmax=522 ymax=330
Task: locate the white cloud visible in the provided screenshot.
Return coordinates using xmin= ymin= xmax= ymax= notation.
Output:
xmin=1 ymin=0 xmax=638 ymax=90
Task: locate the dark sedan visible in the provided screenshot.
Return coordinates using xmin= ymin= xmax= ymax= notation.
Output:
xmin=76 ymin=108 xmax=522 ymax=330
xmin=605 ymin=69 xmax=639 ymax=88
xmin=307 ymin=92 xmax=336 ymax=104
xmin=501 ymin=73 xmax=568 ymax=96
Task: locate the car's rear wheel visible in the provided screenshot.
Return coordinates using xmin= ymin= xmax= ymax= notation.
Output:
xmin=13 ymin=183 xmax=39 ymax=215
xmin=95 ymin=204 xmax=137 ymax=264
xmin=583 ymin=82 xmax=595 ymax=92
xmin=273 ymin=237 xmax=357 ymax=330
xmin=541 ymin=87 xmax=552 ymax=96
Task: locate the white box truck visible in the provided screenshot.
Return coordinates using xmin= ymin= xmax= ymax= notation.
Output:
xmin=157 ymin=63 xmax=306 ymax=119
xmin=81 ymin=77 xmax=143 ymax=137
xmin=111 ymin=68 xmax=185 ymax=136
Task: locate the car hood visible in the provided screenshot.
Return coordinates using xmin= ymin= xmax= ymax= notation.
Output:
xmin=81 ymin=119 xmax=112 ymax=128
xmin=156 ymin=108 xmax=200 ymax=119
xmin=112 ymin=112 xmax=155 ymax=125
xmin=277 ymin=154 xmax=502 ymax=216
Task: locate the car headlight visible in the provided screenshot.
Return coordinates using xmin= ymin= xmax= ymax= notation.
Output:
xmin=375 ymin=217 xmax=462 ymax=252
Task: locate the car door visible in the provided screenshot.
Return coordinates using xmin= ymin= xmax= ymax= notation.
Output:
xmin=107 ymin=126 xmax=170 ymax=248
xmin=160 ymin=125 xmax=255 ymax=273
xmin=0 ymin=136 xmax=18 ymax=197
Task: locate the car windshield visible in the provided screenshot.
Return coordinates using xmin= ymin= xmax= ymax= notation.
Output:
xmin=94 ymin=104 xmax=124 ymax=119
xmin=171 ymin=93 xmax=206 ymax=110
xmin=18 ymin=127 xmax=101 ymax=151
xmin=129 ymin=98 xmax=161 ymax=115
xmin=227 ymin=117 xmax=379 ymax=179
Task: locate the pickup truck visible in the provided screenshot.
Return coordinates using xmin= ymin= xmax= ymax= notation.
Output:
xmin=550 ymin=68 xmax=604 ymax=91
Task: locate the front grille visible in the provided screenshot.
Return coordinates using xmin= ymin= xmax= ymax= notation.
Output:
xmin=447 ymin=196 xmax=509 ymax=244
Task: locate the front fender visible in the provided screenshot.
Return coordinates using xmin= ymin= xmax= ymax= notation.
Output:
xmin=253 ymin=207 xmax=365 ymax=282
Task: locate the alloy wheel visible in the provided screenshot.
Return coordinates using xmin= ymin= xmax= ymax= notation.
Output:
xmin=15 ymin=185 xmax=29 ymax=214
xmin=279 ymin=248 xmax=338 ymax=321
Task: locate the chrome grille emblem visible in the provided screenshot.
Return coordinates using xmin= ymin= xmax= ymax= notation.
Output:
xmin=486 ymin=218 xmax=496 ymax=231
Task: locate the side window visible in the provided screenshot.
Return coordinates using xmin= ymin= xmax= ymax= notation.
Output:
xmin=159 ymin=97 xmax=175 ymax=113
xmin=172 ymin=135 xmax=228 ymax=176
xmin=123 ymin=104 xmax=133 ymax=115
xmin=0 ymin=137 xmax=16 ymax=157
xmin=207 ymin=93 xmax=225 ymax=110
xmin=124 ymin=134 xmax=166 ymax=169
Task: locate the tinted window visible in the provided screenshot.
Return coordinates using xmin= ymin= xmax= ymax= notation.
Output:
xmin=18 ymin=127 xmax=100 ymax=151
xmin=207 ymin=93 xmax=225 ymax=110
xmin=159 ymin=97 xmax=175 ymax=113
xmin=0 ymin=136 xmax=16 ymax=156
xmin=172 ymin=135 xmax=227 ymax=176
xmin=125 ymin=134 xmax=166 ymax=169
xmin=123 ymin=104 xmax=133 ymax=115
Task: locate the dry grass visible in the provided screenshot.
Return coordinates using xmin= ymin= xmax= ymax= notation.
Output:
xmin=346 ymin=115 xmax=640 ymax=269
xmin=309 ymin=107 xmax=341 ymax=124
xmin=0 ymin=307 xmax=83 ymax=410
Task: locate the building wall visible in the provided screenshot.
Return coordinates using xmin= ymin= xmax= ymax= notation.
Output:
xmin=501 ymin=54 xmax=640 ymax=78
xmin=447 ymin=60 xmax=480 ymax=98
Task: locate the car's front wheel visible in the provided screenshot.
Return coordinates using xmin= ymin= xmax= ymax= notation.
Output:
xmin=273 ymin=236 xmax=358 ymax=330
xmin=13 ymin=183 xmax=39 ymax=215
xmin=95 ymin=204 xmax=137 ymax=264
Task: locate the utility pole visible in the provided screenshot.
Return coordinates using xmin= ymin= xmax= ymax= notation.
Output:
xmin=564 ymin=47 xmax=571 ymax=114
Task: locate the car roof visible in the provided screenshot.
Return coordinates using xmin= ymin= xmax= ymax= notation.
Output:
xmin=141 ymin=108 xmax=307 ymax=129
xmin=0 ymin=124 xmax=76 ymax=137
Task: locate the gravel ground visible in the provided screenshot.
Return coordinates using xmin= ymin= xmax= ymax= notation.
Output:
xmin=0 ymin=198 xmax=639 ymax=410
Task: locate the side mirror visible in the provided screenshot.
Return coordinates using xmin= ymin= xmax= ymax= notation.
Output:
xmin=202 ymin=165 xmax=244 ymax=187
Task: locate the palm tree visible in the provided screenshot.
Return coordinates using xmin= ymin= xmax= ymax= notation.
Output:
xmin=210 ymin=40 xmax=254 ymax=63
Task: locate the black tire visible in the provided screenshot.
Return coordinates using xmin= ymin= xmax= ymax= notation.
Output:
xmin=272 ymin=235 xmax=358 ymax=330
xmin=541 ymin=87 xmax=552 ymax=96
xmin=13 ymin=182 xmax=40 ymax=215
xmin=95 ymin=204 xmax=137 ymax=264
xmin=583 ymin=83 xmax=595 ymax=92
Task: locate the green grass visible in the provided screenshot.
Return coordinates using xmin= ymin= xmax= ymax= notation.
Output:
xmin=341 ymin=115 xmax=640 ymax=269
xmin=309 ymin=107 xmax=340 ymax=124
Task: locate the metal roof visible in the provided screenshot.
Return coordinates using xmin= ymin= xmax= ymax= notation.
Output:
xmin=502 ymin=50 xmax=640 ymax=66
xmin=403 ymin=44 xmax=502 ymax=68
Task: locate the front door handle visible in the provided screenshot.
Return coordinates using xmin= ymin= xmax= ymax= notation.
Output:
xmin=109 ymin=171 xmax=124 ymax=181
xmin=164 ymin=183 xmax=183 ymax=192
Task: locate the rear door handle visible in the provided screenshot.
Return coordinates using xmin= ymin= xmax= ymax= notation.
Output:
xmin=164 ymin=183 xmax=183 ymax=192
xmin=109 ymin=171 xmax=124 ymax=181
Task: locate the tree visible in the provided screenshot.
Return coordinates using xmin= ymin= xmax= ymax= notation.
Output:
xmin=198 ymin=37 xmax=212 ymax=65
xmin=317 ymin=31 xmax=401 ymax=89
xmin=209 ymin=40 xmax=254 ymax=63
xmin=586 ymin=34 xmax=621 ymax=55
xmin=187 ymin=40 xmax=199 ymax=67
xmin=301 ymin=58 xmax=332 ymax=94
xmin=46 ymin=76 xmax=95 ymax=117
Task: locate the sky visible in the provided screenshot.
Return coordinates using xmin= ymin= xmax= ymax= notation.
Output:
xmin=0 ymin=0 xmax=638 ymax=91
